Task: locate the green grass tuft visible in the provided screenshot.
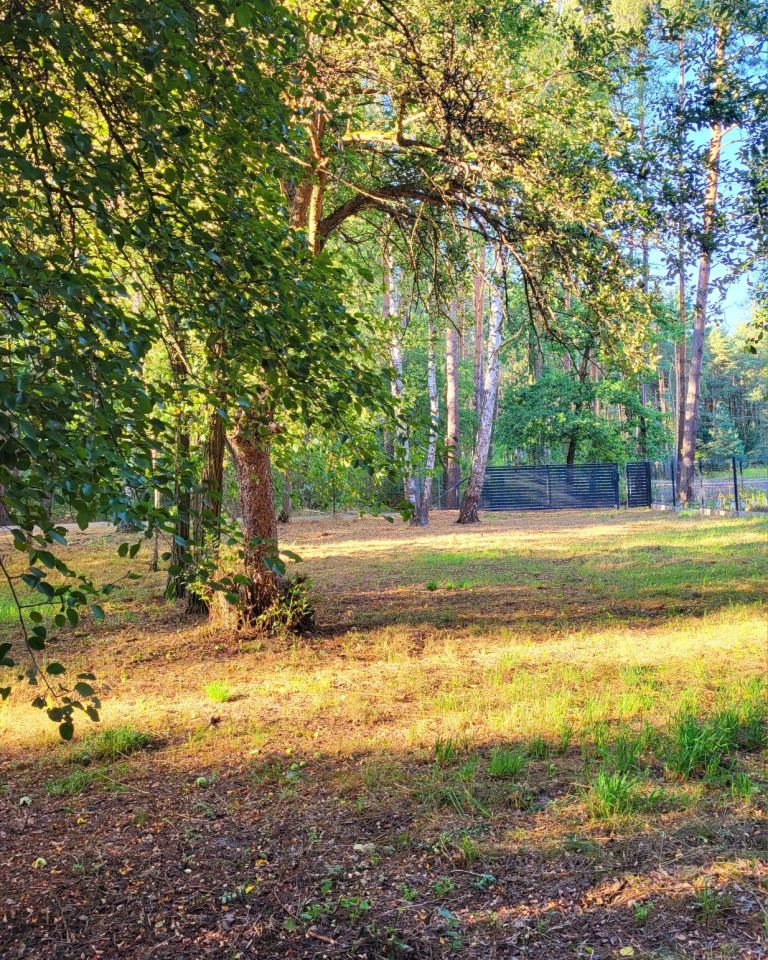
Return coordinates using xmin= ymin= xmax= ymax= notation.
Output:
xmin=205 ymin=680 xmax=233 ymax=704
xmin=46 ymin=769 xmax=94 ymax=796
xmin=488 ymin=747 xmax=527 ymax=779
xmin=584 ymin=770 xmax=662 ymax=820
xmin=76 ymin=725 xmax=151 ymax=764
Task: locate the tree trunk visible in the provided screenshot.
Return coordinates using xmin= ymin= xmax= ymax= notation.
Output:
xmin=223 ymin=422 xmax=282 ymax=625
xmin=187 ymin=409 xmax=226 ymax=613
xmin=458 ymin=253 xmax=504 ymax=524
xmin=278 ymin=470 xmax=292 ymax=523
xmin=678 ymin=27 xmax=726 ymax=503
xmin=384 ymin=243 xmax=417 ymax=511
xmin=674 ymin=38 xmax=688 ymax=464
xmin=416 ymin=318 xmax=439 ymax=526
xmin=167 ymin=420 xmax=191 ymax=600
xmin=472 ymin=246 xmax=485 ymax=417
xmin=443 ymin=302 xmax=461 ymax=509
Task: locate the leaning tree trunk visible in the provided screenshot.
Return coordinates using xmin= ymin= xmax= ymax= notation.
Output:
xmin=416 ymin=318 xmax=439 ymax=526
xmin=458 ymin=254 xmax=504 ymax=524
xmin=443 ymin=302 xmax=461 ymax=509
xmin=678 ymin=26 xmax=726 ymax=504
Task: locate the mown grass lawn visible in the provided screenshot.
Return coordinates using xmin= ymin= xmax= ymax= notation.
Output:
xmin=0 ymin=509 xmax=766 ymax=959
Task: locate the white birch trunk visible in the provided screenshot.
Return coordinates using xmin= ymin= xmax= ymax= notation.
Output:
xmin=416 ymin=318 xmax=439 ymax=526
xmin=458 ymin=252 xmax=504 ymax=524
xmin=384 ymin=245 xmax=417 ymax=511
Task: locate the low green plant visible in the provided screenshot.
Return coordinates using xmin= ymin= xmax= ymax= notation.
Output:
xmin=75 ymin=725 xmax=151 ymax=764
xmin=633 ymin=899 xmax=654 ymax=924
xmin=584 ymin=770 xmax=659 ymax=820
xmin=488 ymin=747 xmax=527 ymax=779
xmin=432 ymin=876 xmax=456 ymax=896
xmin=597 ymin=732 xmax=645 ymax=774
xmin=400 ymin=882 xmax=418 ymax=902
xmin=666 ymin=711 xmax=738 ymax=778
xmin=528 ymin=736 xmax=551 ymax=760
xmin=426 ymin=581 xmax=439 ymax=591
xmin=434 ymin=737 xmax=458 ymax=768
xmin=46 ymin=768 xmax=94 ymax=796
xmin=205 ymin=680 xmax=232 ymax=704
xmin=691 ymin=885 xmax=733 ymax=924
xmin=339 ymin=895 xmax=371 ymax=923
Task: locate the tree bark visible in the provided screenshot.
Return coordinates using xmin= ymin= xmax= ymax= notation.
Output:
xmin=472 ymin=245 xmax=485 ymax=416
xmin=187 ymin=408 xmax=226 ymax=613
xmin=443 ymin=301 xmax=461 ymax=508
xmin=458 ymin=253 xmax=504 ymax=524
xmin=224 ymin=421 xmax=282 ymax=624
xmin=674 ymin=39 xmax=688 ymax=464
xmin=678 ymin=26 xmax=726 ymax=503
xmin=167 ymin=420 xmax=191 ymax=600
xmin=384 ymin=243 xmax=417 ymax=512
xmin=278 ymin=469 xmax=292 ymax=523
xmin=416 ymin=318 xmax=439 ymax=525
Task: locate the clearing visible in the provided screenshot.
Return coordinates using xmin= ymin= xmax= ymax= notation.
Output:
xmin=0 ymin=509 xmax=766 ymax=959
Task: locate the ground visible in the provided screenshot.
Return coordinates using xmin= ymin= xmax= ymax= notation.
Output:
xmin=0 ymin=509 xmax=766 ymax=960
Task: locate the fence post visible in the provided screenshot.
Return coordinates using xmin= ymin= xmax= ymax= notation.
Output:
xmin=613 ymin=464 xmax=620 ymax=509
xmin=698 ymin=460 xmax=704 ymax=507
xmin=732 ymin=456 xmax=740 ymax=513
xmin=670 ymin=458 xmax=677 ymax=509
xmin=546 ymin=464 xmax=551 ymax=508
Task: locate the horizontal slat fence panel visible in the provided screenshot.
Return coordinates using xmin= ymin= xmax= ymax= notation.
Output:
xmin=480 ymin=463 xmax=620 ymax=511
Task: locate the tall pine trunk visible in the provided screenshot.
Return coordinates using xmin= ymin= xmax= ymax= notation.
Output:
xmin=443 ymin=302 xmax=461 ymax=508
xmin=458 ymin=254 xmax=503 ymax=524
xmin=674 ymin=39 xmax=688 ymax=464
xmin=678 ymin=27 xmax=726 ymax=503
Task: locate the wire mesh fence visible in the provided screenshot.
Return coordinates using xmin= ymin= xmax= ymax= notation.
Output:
xmin=651 ymin=457 xmax=768 ymax=513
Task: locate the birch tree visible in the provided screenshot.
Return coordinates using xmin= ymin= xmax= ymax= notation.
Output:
xmin=457 ymin=253 xmax=505 ymax=524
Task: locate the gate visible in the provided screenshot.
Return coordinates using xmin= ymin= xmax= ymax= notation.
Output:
xmin=480 ymin=463 xmax=620 ymax=512
xmin=625 ymin=461 xmax=652 ymax=508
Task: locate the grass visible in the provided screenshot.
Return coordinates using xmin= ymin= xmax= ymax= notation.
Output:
xmin=0 ymin=510 xmax=766 ymax=956
xmin=584 ymin=770 xmax=663 ymax=821
xmin=205 ymin=680 xmax=233 ymax=704
xmin=75 ymin=724 xmax=151 ymax=763
xmin=487 ymin=746 xmax=528 ymax=779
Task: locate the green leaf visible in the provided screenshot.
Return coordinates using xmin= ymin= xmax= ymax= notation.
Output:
xmin=46 ymin=661 xmax=66 ymax=676
xmin=90 ymin=604 xmax=105 ymax=621
xmin=74 ymin=681 xmax=93 ymax=697
xmin=59 ymin=721 xmax=74 ymax=741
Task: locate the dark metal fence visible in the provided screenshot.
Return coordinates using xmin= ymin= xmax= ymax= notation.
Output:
xmin=625 ymin=461 xmax=652 ymax=507
xmin=651 ymin=456 xmax=768 ymax=513
xmin=480 ymin=463 xmax=621 ymax=512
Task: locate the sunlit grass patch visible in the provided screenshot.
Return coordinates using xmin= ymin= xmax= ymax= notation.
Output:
xmin=584 ymin=770 xmax=665 ymax=821
xmin=205 ymin=680 xmax=233 ymax=704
